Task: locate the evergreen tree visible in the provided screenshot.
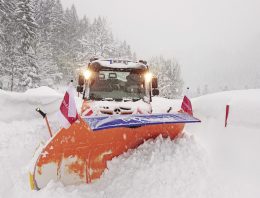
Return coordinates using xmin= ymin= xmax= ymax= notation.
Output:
xmin=35 ymin=39 xmax=62 ymax=86
xmin=1 ymin=1 xmax=136 ymax=90
xmin=77 ymin=16 xmax=91 ymax=66
xmin=49 ymin=0 xmax=66 ymax=66
xmin=0 ymin=0 xmax=14 ymax=19
xmin=79 ymin=16 xmax=133 ymax=62
xmin=196 ymin=87 xmax=201 ymax=96
xmin=60 ymin=5 xmax=81 ymax=80
xmin=33 ymin=0 xmax=63 ymax=86
xmin=117 ymin=40 xmax=132 ymax=59
xmin=15 ymin=0 xmax=39 ymax=90
xmin=110 ymin=40 xmax=132 ymax=59
xmin=255 ymin=71 xmax=260 ymax=88
xmin=150 ymin=56 xmax=184 ymax=98
xmin=203 ymin=84 xmax=209 ymax=95
xmin=223 ymin=85 xmax=228 ymax=91
xmin=80 ymin=17 xmax=114 ymax=58
xmin=0 ymin=0 xmax=19 ymax=91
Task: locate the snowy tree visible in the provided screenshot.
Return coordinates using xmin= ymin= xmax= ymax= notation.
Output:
xmin=0 ymin=0 xmax=14 ymax=21
xmin=1 ymin=1 xmax=135 ymax=90
xmin=223 ymin=85 xmax=228 ymax=91
xmin=255 ymin=71 xmax=260 ymax=88
xmin=57 ymin=5 xmax=82 ymax=80
xmin=132 ymin=52 xmax=137 ymax=61
xmin=79 ymin=17 xmax=133 ymax=63
xmin=149 ymin=56 xmax=184 ymax=98
xmin=49 ymin=0 xmax=67 ymax=69
xmin=76 ymin=16 xmax=91 ymax=66
xmin=196 ymin=87 xmax=201 ymax=96
xmin=203 ymin=84 xmax=209 ymax=95
xmin=111 ymin=40 xmax=132 ymax=59
xmin=80 ymin=17 xmax=113 ymax=58
xmin=35 ymin=40 xmax=62 ymax=86
xmin=33 ymin=0 xmax=63 ymax=86
xmin=0 ymin=0 xmax=19 ymax=91
xmin=14 ymin=0 xmax=39 ymax=90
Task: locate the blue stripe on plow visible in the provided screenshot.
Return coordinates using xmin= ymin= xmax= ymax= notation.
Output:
xmin=83 ymin=113 xmax=200 ymax=131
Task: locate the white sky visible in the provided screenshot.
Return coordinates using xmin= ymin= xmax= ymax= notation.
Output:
xmin=61 ymin=0 xmax=260 ymax=92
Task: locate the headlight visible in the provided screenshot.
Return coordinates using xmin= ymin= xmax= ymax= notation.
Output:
xmin=144 ymin=72 xmax=153 ymax=82
xmin=83 ymin=70 xmax=91 ymax=80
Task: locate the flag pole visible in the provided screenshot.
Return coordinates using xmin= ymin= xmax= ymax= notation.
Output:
xmin=36 ymin=108 xmax=53 ymax=138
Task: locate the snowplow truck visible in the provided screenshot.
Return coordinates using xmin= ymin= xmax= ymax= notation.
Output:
xmin=30 ymin=59 xmax=200 ymax=190
xmin=77 ymin=59 xmax=159 ymax=115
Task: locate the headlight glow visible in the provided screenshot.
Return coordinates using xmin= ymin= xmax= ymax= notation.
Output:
xmin=83 ymin=70 xmax=91 ymax=80
xmin=144 ymin=72 xmax=153 ymax=82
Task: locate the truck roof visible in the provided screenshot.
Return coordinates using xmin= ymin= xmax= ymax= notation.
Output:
xmin=89 ymin=59 xmax=148 ymax=71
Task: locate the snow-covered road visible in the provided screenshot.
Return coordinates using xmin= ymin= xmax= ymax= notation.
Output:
xmin=0 ymin=88 xmax=260 ymax=198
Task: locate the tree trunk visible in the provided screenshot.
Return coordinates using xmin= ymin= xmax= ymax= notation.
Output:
xmin=10 ymin=66 xmax=14 ymax=92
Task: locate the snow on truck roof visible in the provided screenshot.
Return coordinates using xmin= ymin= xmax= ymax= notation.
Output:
xmin=89 ymin=59 xmax=148 ymax=70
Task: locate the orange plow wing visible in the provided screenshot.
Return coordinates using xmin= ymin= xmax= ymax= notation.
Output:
xmin=32 ymin=113 xmax=200 ymax=189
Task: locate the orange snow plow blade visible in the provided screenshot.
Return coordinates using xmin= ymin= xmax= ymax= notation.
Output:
xmin=32 ymin=113 xmax=200 ymax=190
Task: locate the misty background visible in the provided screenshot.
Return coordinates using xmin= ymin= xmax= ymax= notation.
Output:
xmin=61 ymin=0 xmax=260 ymax=94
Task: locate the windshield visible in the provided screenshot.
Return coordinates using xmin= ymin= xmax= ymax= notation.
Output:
xmin=89 ymin=70 xmax=145 ymax=101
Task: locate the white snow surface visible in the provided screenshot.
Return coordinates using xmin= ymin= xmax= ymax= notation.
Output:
xmin=0 ymin=87 xmax=260 ymax=198
xmin=94 ymin=60 xmax=145 ymax=69
xmin=0 ymin=86 xmax=62 ymax=122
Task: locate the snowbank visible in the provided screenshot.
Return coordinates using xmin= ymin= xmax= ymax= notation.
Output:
xmin=188 ymin=89 xmax=260 ymax=197
xmin=0 ymin=86 xmax=62 ymax=122
xmin=192 ymin=89 xmax=260 ymax=128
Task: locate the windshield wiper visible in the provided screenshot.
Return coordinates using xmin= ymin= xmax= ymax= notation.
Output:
xmin=102 ymin=98 xmax=114 ymax=101
xmin=122 ymin=97 xmax=141 ymax=102
xmin=132 ymin=98 xmax=141 ymax=102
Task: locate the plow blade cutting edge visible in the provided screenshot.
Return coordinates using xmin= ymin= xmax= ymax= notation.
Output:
xmin=31 ymin=113 xmax=200 ymax=190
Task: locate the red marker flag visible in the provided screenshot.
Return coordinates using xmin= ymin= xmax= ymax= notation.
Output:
xmin=57 ymin=83 xmax=79 ymax=128
xmin=81 ymin=100 xmax=93 ymax=116
xmin=225 ymin=105 xmax=230 ymax=127
xmin=181 ymin=95 xmax=193 ymax=116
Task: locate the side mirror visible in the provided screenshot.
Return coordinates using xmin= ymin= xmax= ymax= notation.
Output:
xmin=78 ymin=74 xmax=85 ymax=86
xmin=152 ymin=88 xmax=159 ymax=96
xmin=152 ymin=77 xmax=158 ymax=88
xmin=77 ymin=86 xmax=83 ymax=93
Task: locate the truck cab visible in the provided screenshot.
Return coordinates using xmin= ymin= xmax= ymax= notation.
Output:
xmin=77 ymin=59 xmax=159 ymax=115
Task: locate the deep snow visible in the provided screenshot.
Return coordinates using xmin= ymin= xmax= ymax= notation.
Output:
xmin=0 ymin=87 xmax=259 ymax=198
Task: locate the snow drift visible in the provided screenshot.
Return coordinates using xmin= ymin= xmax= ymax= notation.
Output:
xmin=0 ymin=87 xmax=62 ymax=122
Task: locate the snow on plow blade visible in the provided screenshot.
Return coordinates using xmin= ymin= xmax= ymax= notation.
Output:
xmin=32 ymin=113 xmax=200 ymax=190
